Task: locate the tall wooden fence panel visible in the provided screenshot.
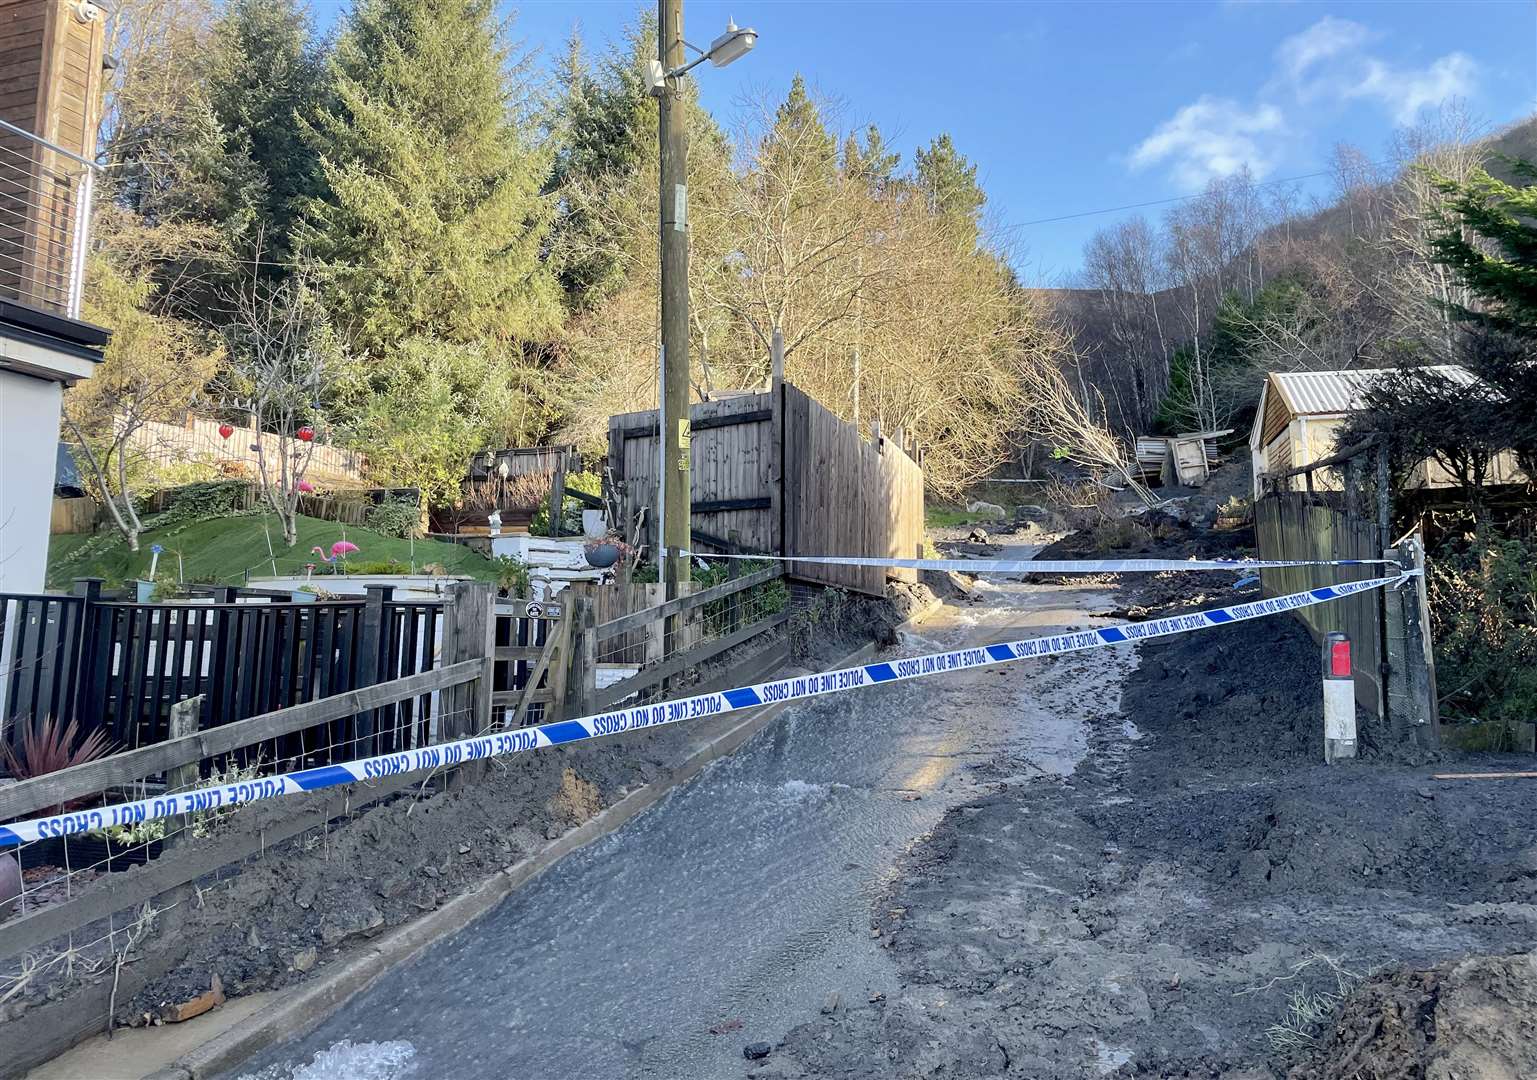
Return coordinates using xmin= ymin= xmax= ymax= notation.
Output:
xmin=605 ymin=384 xmax=924 ymax=596
xmin=1255 ymin=493 xmax=1384 ymax=718
xmin=609 ymin=394 xmax=777 ymax=554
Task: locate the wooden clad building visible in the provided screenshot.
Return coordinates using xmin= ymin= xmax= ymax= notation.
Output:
xmin=0 ymin=0 xmax=106 ymax=311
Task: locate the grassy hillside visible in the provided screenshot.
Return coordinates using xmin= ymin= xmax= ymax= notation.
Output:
xmin=47 ymin=513 xmax=498 ymax=589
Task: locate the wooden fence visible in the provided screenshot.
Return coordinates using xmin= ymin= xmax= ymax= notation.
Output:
xmin=124 ymin=415 xmax=366 ymax=486
xmin=1256 ymin=493 xmax=1386 ymax=719
xmin=606 ymin=382 xmax=924 ymax=596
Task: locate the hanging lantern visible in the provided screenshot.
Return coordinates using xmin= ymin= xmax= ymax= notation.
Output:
xmin=296 ymin=425 xmax=315 ymax=443
xmin=218 ymin=423 xmax=234 ymax=439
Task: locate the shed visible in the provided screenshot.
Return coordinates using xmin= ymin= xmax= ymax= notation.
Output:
xmin=1248 ymin=366 xmax=1526 ymax=497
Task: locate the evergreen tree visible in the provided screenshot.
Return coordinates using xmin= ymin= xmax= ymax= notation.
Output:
xmin=1429 ymin=158 xmax=1537 ymax=336
xmin=299 ymin=0 xmax=561 ymax=356
xmin=206 ymin=0 xmax=325 ymax=270
xmin=916 ymin=133 xmax=985 ymax=247
xmin=842 ymin=124 xmax=900 ymax=195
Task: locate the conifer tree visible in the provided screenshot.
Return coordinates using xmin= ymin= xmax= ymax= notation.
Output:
xmin=300 ymin=0 xmax=561 ymax=356
xmin=916 ymin=134 xmax=985 ymax=248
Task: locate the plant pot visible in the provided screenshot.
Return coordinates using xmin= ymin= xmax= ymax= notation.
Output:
xmin=584 ymin=542 xmax=621 ymax=569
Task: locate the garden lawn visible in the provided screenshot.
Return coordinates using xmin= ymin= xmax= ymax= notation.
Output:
xmin=46 ymin=514 xmax=497 ymax=589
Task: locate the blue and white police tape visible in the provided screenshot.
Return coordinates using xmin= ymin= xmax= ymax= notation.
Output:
xmin=0 ymin=569 xmax=1414 ymax=848
xmin=672 ymin=549 xmax=1398 ymax=575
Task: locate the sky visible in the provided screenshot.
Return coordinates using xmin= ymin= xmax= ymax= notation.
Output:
xmin=325 ymin=0 xmax=1537 ymax=281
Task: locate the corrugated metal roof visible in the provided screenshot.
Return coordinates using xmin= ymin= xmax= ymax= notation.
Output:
xmin=1270 ymin=365 xmax=1474 ymax=416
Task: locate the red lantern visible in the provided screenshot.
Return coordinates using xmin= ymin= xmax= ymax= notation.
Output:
xmin=218 ymin=423 xmax=234 ymax=439
xmin=296 ymin=425 xmax=315 ymax=443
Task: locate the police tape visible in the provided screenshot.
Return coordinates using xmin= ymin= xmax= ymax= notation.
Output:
xmin=0 ymin=570 xmax=1414 ymax=848
xmin=673 ymin=549 xmax=1398 ymax=574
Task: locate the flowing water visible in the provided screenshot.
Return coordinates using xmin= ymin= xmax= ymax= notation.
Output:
xmin=231 ymin=562 xmax=1122 ymax=1080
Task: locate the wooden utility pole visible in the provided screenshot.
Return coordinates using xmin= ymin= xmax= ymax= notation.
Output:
xmin=658 ymin=0 xmax=691 ymax=594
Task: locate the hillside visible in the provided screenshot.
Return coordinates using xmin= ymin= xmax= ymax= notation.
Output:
xmin=46 ymin=514 xmax=498 ymax=590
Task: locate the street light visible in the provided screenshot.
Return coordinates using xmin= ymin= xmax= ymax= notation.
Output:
xmin=645 ymin=18 xmax=757 ymax=91
xmin=651 ymin=4 xmax=756 ymax=595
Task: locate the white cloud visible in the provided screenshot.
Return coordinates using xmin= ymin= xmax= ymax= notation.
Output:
xmin=1129 ymin=96 xmax=1285 ymax=187
xmin=1127 ymin=17 xmax=1481 ymax=188
xmin=1275 ymin=17 xmax=1478 ymax=123
xmin=1276 ymin=16 xmax=1373 ymax=82
xmin=1347 ymin=53 xmax=1479 ymax=125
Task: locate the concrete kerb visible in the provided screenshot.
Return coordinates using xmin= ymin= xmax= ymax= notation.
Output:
xmin=140 ymin=596 xmax=943 ymax=1080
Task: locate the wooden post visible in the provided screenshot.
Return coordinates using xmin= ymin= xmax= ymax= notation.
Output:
xmin=561 ymin=595 xmax=596 ymax=717
xmin=1374 ymin=441 xmax=1392 ymax=552
xmin=548 ymin=460 xmax=567 ymax=538
xmin=355 ymin=584 xmax=394 ymax=758
xmin=166 ymin=695 xmax=204 ymax=848
xmin=546 ymin=603 xmax=574 ymax=721
xmin=727 ymin=529 xmax=742 ymax=635
xmin=769 ymin=330 xmax=785 ymax=559
xmin=440 ymin=581 xmax=494 ymax=787
xmin=69 ymin=578 xmax=105 ymax=725
xmin=1382 ymin=538 xmax=1440 ymax=750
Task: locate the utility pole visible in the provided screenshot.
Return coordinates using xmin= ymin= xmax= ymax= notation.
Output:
xmin=658 ymin=0 xmax=690 ymax=593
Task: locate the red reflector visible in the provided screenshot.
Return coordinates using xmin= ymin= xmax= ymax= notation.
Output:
xmin=1329 ymin=640 xmax=1352 ymax=677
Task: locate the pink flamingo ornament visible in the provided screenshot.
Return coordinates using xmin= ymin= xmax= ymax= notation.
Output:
xmin=310 ymin=540 xmax=360 ymax=573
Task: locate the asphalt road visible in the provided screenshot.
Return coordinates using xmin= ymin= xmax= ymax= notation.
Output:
xmin=232 ymin=566 xmax=1117 ymax=1080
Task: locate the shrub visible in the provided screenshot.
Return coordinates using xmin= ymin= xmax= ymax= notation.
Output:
xmin=1429 ymin=537 xmax=1537 ymax=725
xmin=364 ymin=499 xmax=422 ymax=539
xmin=493 ymin=555 xmax=530 ymax=597
xmin=347 ymin=558 xmax=411 ymax=575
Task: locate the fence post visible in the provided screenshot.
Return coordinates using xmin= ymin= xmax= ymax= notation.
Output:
xmin=1382 ymin=538 xmax=1440 ymax=750
xmin=441 ymin=581 xmax=494 ymax=787
xmin=727 ymin=529 xmax=742 ymax=635
xmin=562 ymin=595 xmax=597 ymax=718
xmin=355 ymin=584 xmax=394 ymax=759
xmin=548 ymin=460 xmax=567 ymax=538
xmin=68 ymin=578 xmax=104 ymax=726
xmin=166 ymin=695 xmax=204 ymax=848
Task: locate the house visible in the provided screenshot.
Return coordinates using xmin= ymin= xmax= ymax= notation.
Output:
xmin=0 ymin=0 xmax=111 ymax=592
xmin=1248 ymin=367 xmax=1527 ymax=498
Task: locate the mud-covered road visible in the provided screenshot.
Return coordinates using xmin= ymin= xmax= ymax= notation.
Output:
xmin=763 ymin=572 xmax=1537 ymax=1079
xmin=233 ymin=559 xmax=1139 ymax=1080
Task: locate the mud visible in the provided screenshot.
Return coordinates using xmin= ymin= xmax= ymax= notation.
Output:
xmin=2 ymin=586 xmax=915 ymax=1045
xmin=760 ymin=564 xmax=1537 ymax=1078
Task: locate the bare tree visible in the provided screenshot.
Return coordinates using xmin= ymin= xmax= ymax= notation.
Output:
xmin=219 ymin=268 xmax=339 ymax=546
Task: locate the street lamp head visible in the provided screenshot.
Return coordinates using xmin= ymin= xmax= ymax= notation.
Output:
xmin=708 ymin=18 xmax=757 ymax=68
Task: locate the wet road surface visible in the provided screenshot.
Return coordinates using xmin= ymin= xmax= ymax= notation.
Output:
xmin=232 ymin=569 xmax=1121 ymax=1080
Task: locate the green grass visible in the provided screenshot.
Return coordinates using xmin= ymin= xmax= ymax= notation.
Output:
xmin=46 ymin=513 xmax=498 ymax=589
xmin=925 ymin=505 xmax=1005 ymax=529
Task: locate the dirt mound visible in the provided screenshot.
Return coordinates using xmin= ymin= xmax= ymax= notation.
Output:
xmin=1289 ymin=954 xmax=1537 ymax=1080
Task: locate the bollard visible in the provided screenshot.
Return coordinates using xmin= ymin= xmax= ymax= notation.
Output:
xmin=1323 ymin=631 xmax=1357 ymax=763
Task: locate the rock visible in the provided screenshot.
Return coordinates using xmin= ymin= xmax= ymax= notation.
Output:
xmin=293 ymin=881 xmax=317 ymax=909
xmin=1417 ymin=786 xmax=1436 ymax=800
xmin=966 ymin=527 xmax=990 ymax=543
xmin=708 ymin=1017 xmax=743 ymax=1035
xmin=457 ymin=843 xmax=471 ymax=855
xmin=246 ymin=925 xmax=262 ymax=950
xmin=319 ymin=903 xmax=384 ymax=947
xmin=868 ymin=991 xmax=886 ymax=1003
xmin=870 ymin=928 xmax=882 ymax=939
xmin=965 ymin=500 xmax=1006 ymax=518
xmin=545 ymin=825 xmax=561 ymax=841
xmin=291 ymin=947 xmax=317 ymax=973
xmin=743 ymin=1042 xmax=772 ymax=1061
xmin=821 ymin=992 xmax=840 ymax=1015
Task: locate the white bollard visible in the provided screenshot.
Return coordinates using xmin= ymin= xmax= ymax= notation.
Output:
xmin=1323 ymin=630 xmax=1357 ymax=763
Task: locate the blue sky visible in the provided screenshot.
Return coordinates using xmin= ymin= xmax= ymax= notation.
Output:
xmin=323 ymin=1 xmax=1537 ymax=279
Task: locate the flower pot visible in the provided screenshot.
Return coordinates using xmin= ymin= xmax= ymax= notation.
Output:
xmin=584 ymin=542 xmax=621 ymax=569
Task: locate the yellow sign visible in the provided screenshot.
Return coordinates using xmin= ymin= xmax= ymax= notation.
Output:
xmin=677 ymin=418 xmax=691 ymax=449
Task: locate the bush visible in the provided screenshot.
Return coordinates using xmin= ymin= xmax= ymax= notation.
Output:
xmin=529 ymin=470 xmax=602 ymax=537
xmin=347 ymin=558 xmax=411 ymax=575
xmin=364 ymin=499 xmax=422 ymax=539
xmin=1429 ymin=537 xmax=1537 ymax=725
xmin=493 ymin=555 xmax=530 ymax=597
